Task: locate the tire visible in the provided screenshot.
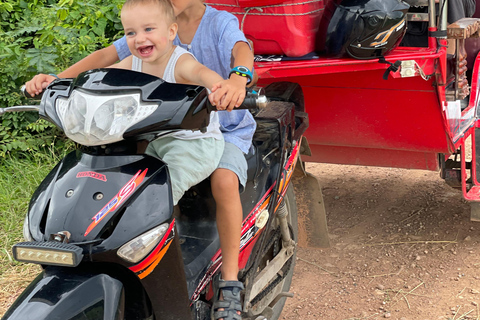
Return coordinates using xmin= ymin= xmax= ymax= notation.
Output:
xmin=245 ymin=185 xmax=298 ymax=320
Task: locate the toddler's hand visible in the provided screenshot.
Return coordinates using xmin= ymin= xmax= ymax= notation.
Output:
xmin=25 ymin=74 xmax=57 ymax=97
xmin=209 ymin=76 xmax=247 ymax=111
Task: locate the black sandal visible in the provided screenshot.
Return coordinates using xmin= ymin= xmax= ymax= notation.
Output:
xmin=212 ymin=280 xmax=244 ymax=320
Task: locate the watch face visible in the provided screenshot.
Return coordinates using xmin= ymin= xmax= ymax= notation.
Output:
xmin=230 ymin=66 xmax=252 ymax=83
xmin=237 ymin=66 xmax=249 ymax=73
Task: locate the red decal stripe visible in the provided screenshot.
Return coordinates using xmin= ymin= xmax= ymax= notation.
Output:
xmin=129 ymin=219 xmax=175 ymax=274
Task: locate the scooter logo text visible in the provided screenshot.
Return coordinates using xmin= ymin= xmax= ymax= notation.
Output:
xmin=84 ymin=169 xmax=148 ymax=236
xmin=76 ymin=171 xmax=107 ymax=182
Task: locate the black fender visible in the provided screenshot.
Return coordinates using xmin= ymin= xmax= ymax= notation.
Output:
xmin=263 ymin=81 xmax=305 ymax=112
xmin=2 ymin=267 xmax=125 ymax=320
xmin=263 ymin=82 xmax=308 ymax=143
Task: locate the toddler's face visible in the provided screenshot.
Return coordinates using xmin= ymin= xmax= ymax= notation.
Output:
xmin=121 ymin=4 xmax=176 ymax=63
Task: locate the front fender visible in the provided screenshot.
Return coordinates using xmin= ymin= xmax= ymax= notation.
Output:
xmin=2 ymin=267 xmax=124 ymax=320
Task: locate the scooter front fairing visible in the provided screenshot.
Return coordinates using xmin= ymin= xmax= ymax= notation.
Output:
xmin=26 ymin=150 xmax=172 ymax=244
xmin=16 ymin=149 xmax=192 ymax=320
xmin=3 ymin=267 xmax=125 ymax=320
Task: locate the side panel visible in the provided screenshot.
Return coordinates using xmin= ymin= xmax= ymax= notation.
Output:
xmin=258 ymin=67 xmax=451 ymax=170
xmin=308 ymin=143 xmax=441 ymax=170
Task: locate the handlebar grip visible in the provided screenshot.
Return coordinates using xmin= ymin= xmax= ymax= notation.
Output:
xmin=240 ymin=96 xmax=258 ymax=109
xmin=238 ymin=94 xmax=268 ymax=110
xmin=20 ymin=85 xmax=32 ymax=99
xmin=207 ymin=91 xmax=268 ymax=111
xmin=21 ymin=85 xmax=43 ymax=100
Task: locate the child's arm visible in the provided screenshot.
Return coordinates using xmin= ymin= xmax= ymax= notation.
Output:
xmin=175 ymin=55 xmax=223 ymax=88
xmin=175 ymin=55 xmax=230 ymax=109
xmin=106 ymin=56 xmax=132 ymax=69
xmin=58 ymin=45 xmax=120 ymax=78
xmin=24 ymin=45 xmax=120 ymax=97
xmin=210 ymin=41 xmax=254 ymax=111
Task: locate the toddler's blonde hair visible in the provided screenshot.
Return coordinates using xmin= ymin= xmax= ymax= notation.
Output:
xmin=122 ymin=0 xmax=176 ymax=23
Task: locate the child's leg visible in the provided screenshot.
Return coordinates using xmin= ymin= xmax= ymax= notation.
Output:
xmin=145 ymin=136 xmax=224 ymax=205
xmin=211 ymin=142 xmax=248 ymax=281
xmin=211 ymin=168 xmax=242 ymax=281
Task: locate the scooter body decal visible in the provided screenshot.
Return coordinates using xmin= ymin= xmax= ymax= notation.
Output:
xmin=76 ymin=171 xmax=107 ymax=182
xmin=275 ymin=140 xmax=300 ymax=211
xmin=189 ymin=141 xmax=302 ymax=302
xmin=84 ymin=169 xmax=148 ymax=236
xmin=190 ymin=185 xmax=276 ymax=302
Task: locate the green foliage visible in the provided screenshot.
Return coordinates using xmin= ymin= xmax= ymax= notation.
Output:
xmin=0 ymin=0 xmax=124 ymax=158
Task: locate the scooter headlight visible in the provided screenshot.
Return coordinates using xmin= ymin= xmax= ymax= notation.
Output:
xmin=56 ymin=90 xmax=158 ymax=146
xmin=117 ymin=223 xmax=170 ymax=263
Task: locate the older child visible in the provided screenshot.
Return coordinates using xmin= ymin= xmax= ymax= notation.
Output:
xmin=25 ymin=0 xmax=256 ymax=318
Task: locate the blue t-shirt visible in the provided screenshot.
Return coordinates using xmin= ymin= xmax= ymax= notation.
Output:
xmin=114 ymin=6 xmax=256 ymax=154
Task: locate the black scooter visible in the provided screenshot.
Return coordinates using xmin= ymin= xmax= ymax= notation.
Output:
xmin=0 ymin=68 xmax=308 ymax=320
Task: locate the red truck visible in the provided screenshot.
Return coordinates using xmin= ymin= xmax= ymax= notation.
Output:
xmin=208 ymin=0 xmax=480 ymax=246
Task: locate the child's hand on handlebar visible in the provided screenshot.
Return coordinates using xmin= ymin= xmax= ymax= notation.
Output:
xmin=25 ymin=74 xmax=57 ymax=97
xmin=209 ymin=76 xmax=247 ymax=111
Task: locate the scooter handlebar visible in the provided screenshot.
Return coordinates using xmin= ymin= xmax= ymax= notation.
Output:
xmin=0 ymin=105 xmax=40 ymax=115
xmin=0 ymin=86 xmax=41 ymax=116
xmin=6 ymin=86 xmax=267 ymax=118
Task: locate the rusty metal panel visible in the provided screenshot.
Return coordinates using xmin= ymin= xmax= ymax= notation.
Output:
xmin=448 ymin=18 xmax=480 ymax=39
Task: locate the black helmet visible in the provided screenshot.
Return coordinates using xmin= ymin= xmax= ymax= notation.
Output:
xmin=316 ymin=0 xmax=410 ymax=59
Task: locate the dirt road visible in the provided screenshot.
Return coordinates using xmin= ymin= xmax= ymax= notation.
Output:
xmin=282 ymin=163 xmax=480 ymax=320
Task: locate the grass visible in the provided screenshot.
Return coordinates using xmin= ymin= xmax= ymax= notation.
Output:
xmin=0 ymin=154 xmax=60 ymax=270
xmin=0 ymin=150 xmax=66 ymax=316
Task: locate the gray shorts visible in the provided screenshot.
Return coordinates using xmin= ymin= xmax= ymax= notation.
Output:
xmin=146 ymin=137 xmax=224 ymax=205
xmin=218 ymin=142 xmax=248 ymax=192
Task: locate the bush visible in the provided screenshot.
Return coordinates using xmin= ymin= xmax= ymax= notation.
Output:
xmin=0 ymin=0 xmax=124 ymax=158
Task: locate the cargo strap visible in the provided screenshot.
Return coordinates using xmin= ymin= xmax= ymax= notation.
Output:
xmin=378 ymin=57 xmax=402 ymax=80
